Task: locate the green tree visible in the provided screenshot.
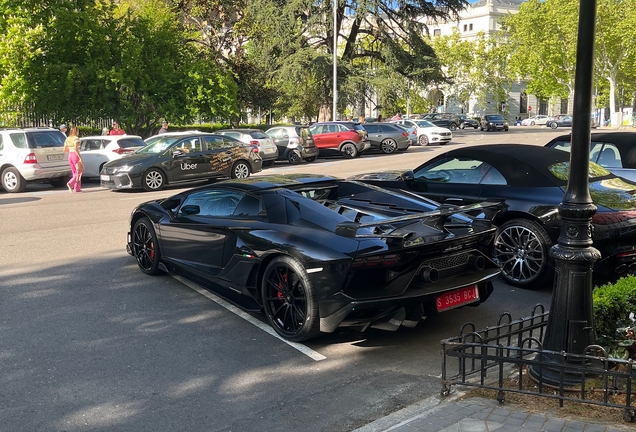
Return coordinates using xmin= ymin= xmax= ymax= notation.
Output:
xmin=595 ymin=0 xmax=636 ymax=121
xmin=500 ymin=0 xmax=578 ymax=103
xmin=0 ymin=0 xmax=238 ymax=134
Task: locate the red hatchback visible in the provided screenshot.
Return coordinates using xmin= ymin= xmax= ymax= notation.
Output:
xmin=309 ymin=122 xmax=371 ymax=158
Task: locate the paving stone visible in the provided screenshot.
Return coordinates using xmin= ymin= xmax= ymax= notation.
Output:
xmin=504 ymin=417 xmax=525 ymax=426
xmin=583 ymin=426 xmax=608 ymax=432
xmin=492 ymin=408 xmax=512 ymax=417
xmin=542 ymin=418 xmax=567 ymax=432
xmin=485 ymin=415 xmax=508 ymax=424
xmin=522 ymin=420 xmax=546 ymax=430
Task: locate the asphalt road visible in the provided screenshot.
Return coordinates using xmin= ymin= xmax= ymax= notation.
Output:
xmin=0 ymin=127 xmax=567 ymax=431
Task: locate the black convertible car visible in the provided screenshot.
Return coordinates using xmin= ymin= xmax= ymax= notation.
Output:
xmin=127 ymin=174 xmax=501 ymax=341
xmin=350 ymin=144 xmax=636 ymax=288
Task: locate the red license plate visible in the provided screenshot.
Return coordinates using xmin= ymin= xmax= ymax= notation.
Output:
xmin=436 ymin=285 xmax=480 ymax=312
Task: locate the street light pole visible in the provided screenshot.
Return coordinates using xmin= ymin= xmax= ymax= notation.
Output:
xmin=529 ymin=0 xmax=600 ymax=387
xmin=332 ymin=0 xmax=338 ymax=121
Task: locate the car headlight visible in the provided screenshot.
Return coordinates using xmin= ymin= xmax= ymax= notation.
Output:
xmin=113 ymin=164 xmax=139 ymax=173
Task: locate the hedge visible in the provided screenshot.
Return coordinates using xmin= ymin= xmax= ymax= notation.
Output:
xmin=593 ymin=275 xmax=636 ymax=338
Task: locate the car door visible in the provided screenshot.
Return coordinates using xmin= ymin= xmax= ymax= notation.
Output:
xmin=311 ymin=124 xmax=339 ymax=149
xmin=410 ymin=156 xmax=484 ymax=204
xmin=166 ymin=136 xmax=208 ymax=182
xmin=267 ymin=127 xmax=290 ymax=156
xmin=203 ymin=135 xmax=246 ymax=177
xmin=160 ymin=189 xmax=245 ymax=276
xmin=79 ymin=139 xmax=106 ymax=177
xmin=363 ymin=124 xmax=382 ymax=147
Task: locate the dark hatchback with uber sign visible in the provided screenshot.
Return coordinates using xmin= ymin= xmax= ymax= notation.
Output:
xmin=100 ymin=132 xmax=262 ymax=191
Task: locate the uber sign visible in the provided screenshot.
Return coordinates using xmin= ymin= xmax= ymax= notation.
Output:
xmin=181 ymin=163 xmax=198 ymax=170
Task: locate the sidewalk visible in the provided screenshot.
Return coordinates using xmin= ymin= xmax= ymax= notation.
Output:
xmin=353 ymin=393 xmax=633 ymax=432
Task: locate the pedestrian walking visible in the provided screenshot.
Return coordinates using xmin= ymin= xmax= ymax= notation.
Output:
xmin=59 ymin=124 xmax=68 ymax=137
xmin=158 ymin=121 xmax=169 ymax=134
xmin=391 ymin=112 xmax=401 ymax=121
xmin=109 ymin=121 xmax=126 ymax=135
xmin=63 ymin=127 xmax=83 ymax=193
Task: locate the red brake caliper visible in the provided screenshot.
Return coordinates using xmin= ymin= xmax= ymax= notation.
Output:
xmin=277 ymin=272 xmax=287 ymax=302
xmin=149 ymin=241 xmax=155 ymax=259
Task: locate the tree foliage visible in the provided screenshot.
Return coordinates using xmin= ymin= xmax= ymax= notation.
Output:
xmin=0 ymin=0 xmax=237 ymax=134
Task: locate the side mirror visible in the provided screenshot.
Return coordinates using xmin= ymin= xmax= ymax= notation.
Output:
xmin=180 ymin=205 xmax=200 ymax=215
xmin=400 ymin=170 xmax=415 ymax=183
xmin=172 ymin=149 xmax=184 ymax=158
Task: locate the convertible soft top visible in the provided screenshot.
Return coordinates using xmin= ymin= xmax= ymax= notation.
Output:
xmin=438 ymin=144 xmax=571 ymax=187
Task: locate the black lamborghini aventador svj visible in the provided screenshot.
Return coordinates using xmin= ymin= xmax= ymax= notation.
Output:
xmin=127 ymin=174 xmax=500 ymax=341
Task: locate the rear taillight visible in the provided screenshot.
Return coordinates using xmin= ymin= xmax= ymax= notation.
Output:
xmin=402 ymin=132 xmax=409 ymax=138
xmin=23 ymin=153 xmax=37 ymax=164
xmin=592 ymin=211 xmax=636 ymax=225
xmin=113 ymin=148 xmax=135 ymax=154
xmin=412 ymin=130 xmax=416 ymax=135
xmin=249 ymin=140 xmax=259 ymax=146
xmin=350 ymin=254 xmax=401 ymax=269
xmin=617 ymin=251 xmax=636 ymax=258
xmin=251 ymin=146 xmax=259 ymax=153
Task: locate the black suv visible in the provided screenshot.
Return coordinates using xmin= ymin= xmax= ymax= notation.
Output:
xmin=0 ymin=127 xmax=70 ymax=193
xmin=423 ymin=113 xmax=461 ymax=131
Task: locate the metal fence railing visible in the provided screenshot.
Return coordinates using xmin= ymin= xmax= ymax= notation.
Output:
xmin=441 ymin=305 xmax=636 ymax=423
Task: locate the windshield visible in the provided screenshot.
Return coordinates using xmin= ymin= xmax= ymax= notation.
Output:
xmin=548 ymin=161 xmax=612 ymax=181
xmin=487 ymin=115 xmax=505 ymax=121
xmin=137 ymin=137 xmax=183 ymax=154
xmin=250 ymin=131 xmax=269 ymax=139
xmin=414 ymin=120 xmax=436 ymax=128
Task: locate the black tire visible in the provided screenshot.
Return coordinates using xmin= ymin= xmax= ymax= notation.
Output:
xmin=131 ymin=217 xmax=162 ymax=275
xmin=1 ymin=167 xmax=26 ymax=193
xmin=380 ymin=138 xmax=398 ymax=154
xmin=480 ymin=126 xmax=484 ymax=131
xmin=530 ymin=121 xmax=536 ymax=126
xmin=493 ymin=218 xmax=553 ymax=288
xmin=142 ymin=168 xmax=165 ymax=191
xmin=231 ymin=161 xmax=251 ymax=179
xmin=287 ymin=150 xmax=302 ymax=164
xmin=473 ymin=125 xmax=479 ymax=129
xmin=341 ymin=143 xmax=358 ymax=159
xmin=449 ymin=123 xmax=457 ymax=131
xmin=261 ymin=256 xmax=320 ymax=342
xmin=550 ymin=122 xmax=558 ymax=129
xmin=49 ymin=176 xmax=70 ymax=188
xmin=418 ymin=134 xmax=429 ymax=146
xmin=305 ymin=156 xmax=317 ymax=162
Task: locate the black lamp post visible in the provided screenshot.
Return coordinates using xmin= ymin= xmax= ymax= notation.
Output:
xmin=528 ymin=0 xmax=601 ymax=386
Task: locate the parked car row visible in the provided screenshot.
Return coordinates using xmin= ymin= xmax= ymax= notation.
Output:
xmin=520 ymin=114 xmax=573 ymax=129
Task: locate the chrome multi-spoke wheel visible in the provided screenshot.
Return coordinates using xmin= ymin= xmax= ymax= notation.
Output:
xmin=143 ymin=169 xmax=165 ymax=191
xmin=380 ymin=138 xmax=397 ymax=154
xmin=261 ymin=256 xmax=319 ymax=341
xmin=493 ymin=219 xmax=552 ymax=288
xmin=231 ymin=161 xmax=250 ymax=178
xmin=132 ymin=217 xmax=161 ymax=275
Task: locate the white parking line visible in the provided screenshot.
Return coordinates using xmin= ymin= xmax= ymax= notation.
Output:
xmin=172 ymin=275 xmax=327 ymax=361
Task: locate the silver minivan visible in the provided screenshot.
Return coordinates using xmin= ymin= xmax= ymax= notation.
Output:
xmin=0 ymin=127 xmax=70 ymax=192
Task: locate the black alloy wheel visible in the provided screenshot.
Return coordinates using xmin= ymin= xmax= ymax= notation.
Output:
xmin=341 ymin=143 xmax=358 ymax=159
xmin=493 ymin=218 xmax=553 ymax=288
xmin=261 ymin=256 xmax=319 ymax=342
xmin=449 ymin=123 xmax=457 ymax=131
xmin=288 ymin=150 xmax=302 ymax=164
xmin=142 ymin=169 xmax=165 ymax=191
xmin=132 ymin=217 xmax=162 ymax=275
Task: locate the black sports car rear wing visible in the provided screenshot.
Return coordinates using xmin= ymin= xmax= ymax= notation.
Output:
xmin=334 ymin=201 xmax=501 ymax=238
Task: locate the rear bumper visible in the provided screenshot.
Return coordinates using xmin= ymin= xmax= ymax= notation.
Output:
xmin=302 ymin=146 xmax=320 ymax=159
xmin=20 ymin=164 xmax=71 ymax=181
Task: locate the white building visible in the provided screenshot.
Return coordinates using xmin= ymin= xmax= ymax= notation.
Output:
xmin=424 ymin=0 xmax=570 ymax=119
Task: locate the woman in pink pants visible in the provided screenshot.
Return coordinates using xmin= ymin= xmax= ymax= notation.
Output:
xmin=64 ymin=127 xmax=83 ymax=193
